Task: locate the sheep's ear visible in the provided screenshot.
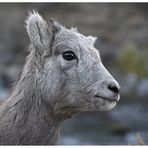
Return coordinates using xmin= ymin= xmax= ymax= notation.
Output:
xmin=26 ymin=11 xmax=56 ymax=52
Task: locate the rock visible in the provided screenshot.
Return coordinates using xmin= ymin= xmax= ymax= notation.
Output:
xmin=110 ymin=122 xmax=130 ymax=135
xmin=137 ymin=78 xmax=148 ymax=98
xmin=120 ymin=73 xmax=139 ymax=97
xmin=0 ymin=86 xmax=9 ymax=100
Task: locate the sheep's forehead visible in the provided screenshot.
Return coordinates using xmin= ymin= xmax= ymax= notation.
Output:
xmin=54 ymin=27 xmax=97 ymax=54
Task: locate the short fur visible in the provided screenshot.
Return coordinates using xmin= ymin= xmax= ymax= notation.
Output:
xmin=0 ymin=11 xmax=120 ymax=145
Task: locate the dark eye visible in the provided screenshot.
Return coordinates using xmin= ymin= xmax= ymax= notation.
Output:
xmin=62 ymin=51 xmax=77 ymax=61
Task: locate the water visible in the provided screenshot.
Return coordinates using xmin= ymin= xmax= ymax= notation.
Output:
xmin=60 ymin=102 xmax=148 ymax=145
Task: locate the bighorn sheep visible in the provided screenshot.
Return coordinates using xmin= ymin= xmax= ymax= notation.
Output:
xmin=0 ymin=11 xmax=120 ymax=145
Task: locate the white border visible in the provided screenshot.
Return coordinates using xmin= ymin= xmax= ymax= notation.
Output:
xmin=1 ymin=146 xmax=148 ymax=147
xmin=0 ymin=0 xmax=147 ymax=147
xmin=0 ymin=0 xmax=148 ymax=2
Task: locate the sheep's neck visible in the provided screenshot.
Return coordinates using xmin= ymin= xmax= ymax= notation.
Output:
xmin=1 ymin=68 xmax=62 ymax=145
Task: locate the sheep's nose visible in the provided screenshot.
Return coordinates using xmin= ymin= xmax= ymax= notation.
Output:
xmin=108 ymin=82 xmax=120 ymax=94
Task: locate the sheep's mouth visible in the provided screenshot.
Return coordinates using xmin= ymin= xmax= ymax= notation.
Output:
xmin=94 ymin=95 xmax=118 ymax=102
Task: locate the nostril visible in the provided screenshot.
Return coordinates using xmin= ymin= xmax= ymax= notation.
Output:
xmin=108 ymin=83 xmax=119 ymax=93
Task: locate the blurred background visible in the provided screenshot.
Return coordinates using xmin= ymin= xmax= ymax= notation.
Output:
xmin=0 ymin=3 xmax=148 ymax=145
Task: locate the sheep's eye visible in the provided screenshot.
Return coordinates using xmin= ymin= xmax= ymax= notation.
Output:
xmin=62 ymin=51 xmax=77 ymax=61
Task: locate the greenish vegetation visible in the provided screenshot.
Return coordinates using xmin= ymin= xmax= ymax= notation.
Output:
xmin=118 ymin=44 xmax=148 ymax=78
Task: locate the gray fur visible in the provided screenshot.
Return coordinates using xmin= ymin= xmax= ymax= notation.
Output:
xmin=0 ymin=11 xmax=120 ymax=145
